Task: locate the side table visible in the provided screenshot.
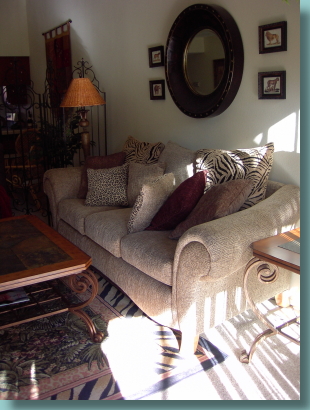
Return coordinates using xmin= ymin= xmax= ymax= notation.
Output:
xmin=239 ymin=228 xmax=300 ymax=363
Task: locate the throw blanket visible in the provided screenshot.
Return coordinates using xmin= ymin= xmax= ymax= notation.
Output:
xmin=0 ymin=186 xmax=12 ymax=218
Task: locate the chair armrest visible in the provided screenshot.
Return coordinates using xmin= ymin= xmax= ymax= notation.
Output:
xmin=43 ymin=167 xmax=82 ymax=229
xmin=173 ymin=183 xmax=300 ymax=282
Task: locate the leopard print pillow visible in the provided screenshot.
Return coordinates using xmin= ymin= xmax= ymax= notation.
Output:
xmin=85 ymin=163 xmax=129 ymax=206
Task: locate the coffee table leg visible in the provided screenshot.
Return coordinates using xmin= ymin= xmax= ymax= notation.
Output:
xmin=67 ymin=269 xmax=104 ymax=343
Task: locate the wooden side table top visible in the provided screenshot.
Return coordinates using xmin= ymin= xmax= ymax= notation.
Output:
xmin=252 ymin=228 xmax=300 ymax=274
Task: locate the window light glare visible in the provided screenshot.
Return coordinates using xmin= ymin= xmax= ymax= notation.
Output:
xmin=268 ymin=113 xmax=297 ymax=152
xmin=254 ymin=133 xmax=263 ymax=145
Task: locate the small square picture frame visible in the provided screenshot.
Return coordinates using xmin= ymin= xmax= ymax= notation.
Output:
xmin=258 ymin=71 xmax=286 ymax=99
xmin=148 ymin=46 xmax=164 ymax=67
xmin=150 ymin=80 xmax=165 ymax=100
xmin=259 ymin=21 xmax=287 ymax=54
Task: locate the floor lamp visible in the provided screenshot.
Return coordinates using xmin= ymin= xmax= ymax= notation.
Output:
xmin=60 ymin=77 xmax=106 ymax=159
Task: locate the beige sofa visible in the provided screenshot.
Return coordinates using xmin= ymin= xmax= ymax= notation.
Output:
xmin=43 ymin=140 xmax=300 ymax=354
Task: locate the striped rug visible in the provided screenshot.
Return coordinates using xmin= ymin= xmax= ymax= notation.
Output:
xmin=0 ymin=266 xmax=228 ymax=400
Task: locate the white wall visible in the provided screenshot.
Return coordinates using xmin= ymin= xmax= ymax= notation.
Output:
xmin=23 ymin=0 xmax=300 ymax=186
xmin=0 ymin=0 xmax=29 ymax=56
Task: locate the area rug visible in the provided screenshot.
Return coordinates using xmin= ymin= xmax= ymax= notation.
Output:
xmin=0 ymin=266 xmax=228 ymax=400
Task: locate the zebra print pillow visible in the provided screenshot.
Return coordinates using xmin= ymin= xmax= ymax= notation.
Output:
xmin=195 ymin=143 xmax=274 ymax=209
xmin=122 ymin=136 xmax=165 ymax=164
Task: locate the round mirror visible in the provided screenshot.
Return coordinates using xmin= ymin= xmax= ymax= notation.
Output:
xmin=165 ymin=4 xmax=244 ymax=118
xmin=185 ymin=29 xmax=225 ymax=96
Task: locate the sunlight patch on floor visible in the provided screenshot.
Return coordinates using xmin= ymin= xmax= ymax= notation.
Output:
xmin=201 ymin=304 xmax=300 ymax=400
xmin=100 ymin=313 xmax=209 ymax=399
xmin=98 ymin=297 xmax=299 ymax=400
xmin=101 ymin=316 xmax=174 ymax=398
xmin=30 ymin=361 xmax=39 ymax=400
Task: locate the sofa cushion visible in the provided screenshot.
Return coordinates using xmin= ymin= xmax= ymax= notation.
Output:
xmin=85 ymin=163 xmax=129 ymax=207
xmin=169 ymin=179 xmax=253 ymax=239
xmin=127 ymin=162 xmax=166 ymax=207
xmin=195 ymin=143 xmax=274 ymax=209
xmin=146 ymin=170 xmax=207 ymax=231
xmin=121 ymin=231 xmax=177 ymax=286
xmin=158 ymin=141 xmax=195 ymax=187
xmin=128 ymin=173 xmax=175 ymax=234
xmin=122 ymin=135 xmax=165 ymax=164
xmin=77 ymin=152 xmax=126 ymax=199
xmin=58 ymin=199 xmax=122 ymax=235
xmin=85 ymin=208 xmax=132 ymax=257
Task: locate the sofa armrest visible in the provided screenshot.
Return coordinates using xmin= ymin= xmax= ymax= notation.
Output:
xmin=173 ymin=183 xmax=300 ymax=282
xmin=171 ymin=183 xmax=299 ymax=334
xmin=43 ymin=167 xmax=82 ymax=229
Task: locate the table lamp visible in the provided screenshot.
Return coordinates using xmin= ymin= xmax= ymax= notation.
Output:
xmin=60 ymin=77 xmax=106 ymax=158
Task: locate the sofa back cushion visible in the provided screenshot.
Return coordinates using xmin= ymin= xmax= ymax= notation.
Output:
xmin=195 ymin=143 xmax=274 ymax=209
xmin=85 ymin=163 xmax=129 ymax=207
xmin=77 ymin=152 xmax=126 ymax=199
xmin=127 ymin=162 xmax=166 ymax=207
xmin=123 ymin=135 xmax=165 ymax=164
xmin=158 ymin=141 xmax=195 ymax=188
xmin=169 ymin=179 xmax=253 ymax=239
xmin=146 ymin=170 xmax=207 ymax=231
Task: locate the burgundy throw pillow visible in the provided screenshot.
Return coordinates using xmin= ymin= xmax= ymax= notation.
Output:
xmin=169 ymin=179 xmax=253 ymax=239
xmin=77 ymin=151 xmax=126 ymax=199
xmin=146 ymin=170 xmax=207 ymax=231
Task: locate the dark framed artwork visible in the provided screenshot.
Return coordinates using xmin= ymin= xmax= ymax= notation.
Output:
xmin=258 ymin=71 xmax=286 ymax=99
xmin=148 ymin=46 xmax=164 ymax=67
xmin=150 ymin=80 xmax=165 ymax=100
xmin=259 ymin=21 xmax=287 ymax=54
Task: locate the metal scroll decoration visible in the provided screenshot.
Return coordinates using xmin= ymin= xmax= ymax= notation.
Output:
xmin=67 ymin=269 xmax=105 ymax=343
xmin=239 ymin=257 xmax=299 ymax=364
xmin=69 ymin=59 xmax=107 ymax=157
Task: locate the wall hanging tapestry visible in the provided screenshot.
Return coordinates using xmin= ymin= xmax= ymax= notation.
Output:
xmin=43 ymin=19 xmax=72 ymax=105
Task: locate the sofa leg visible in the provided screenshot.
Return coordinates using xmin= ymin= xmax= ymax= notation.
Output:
xmin=178 ymin=333 xmax=199 ymax=356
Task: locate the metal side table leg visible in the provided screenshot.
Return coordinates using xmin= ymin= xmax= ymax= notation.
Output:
xmin=240 ymin=257 xmax=281 ymax=364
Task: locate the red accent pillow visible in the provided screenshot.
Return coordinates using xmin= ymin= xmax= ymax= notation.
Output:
xmin=146 ymin=170 xmax=207 ymax=231
xmin=77 ymin=152 xmax=126 ymax=199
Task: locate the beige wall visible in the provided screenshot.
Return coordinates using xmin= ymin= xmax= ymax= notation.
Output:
xmin=0 ymin=0 xmax=29 ymax=55
xmin=3 ymin=0 xmax=300 ymax=186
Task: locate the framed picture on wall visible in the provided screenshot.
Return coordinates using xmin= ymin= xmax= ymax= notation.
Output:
xmin=258 ymin=71 xmax=286 ymax=99
xmin=148 ymin=46 xmax=164 ymax=67
xmin=259 ymin=21 xmax=287 ymax=54
xmin=150 ymin=80 xmax=165 ymax=100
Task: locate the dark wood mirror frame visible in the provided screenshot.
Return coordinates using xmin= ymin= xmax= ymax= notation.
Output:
xmin=165 ymin=4 xmax=244 ymax=118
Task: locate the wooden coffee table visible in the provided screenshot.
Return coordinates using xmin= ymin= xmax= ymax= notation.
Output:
xmin=240 ymin=228 xmax=300 ymax=363
xmin=0 ymin=215 xmax=104 ymax=342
